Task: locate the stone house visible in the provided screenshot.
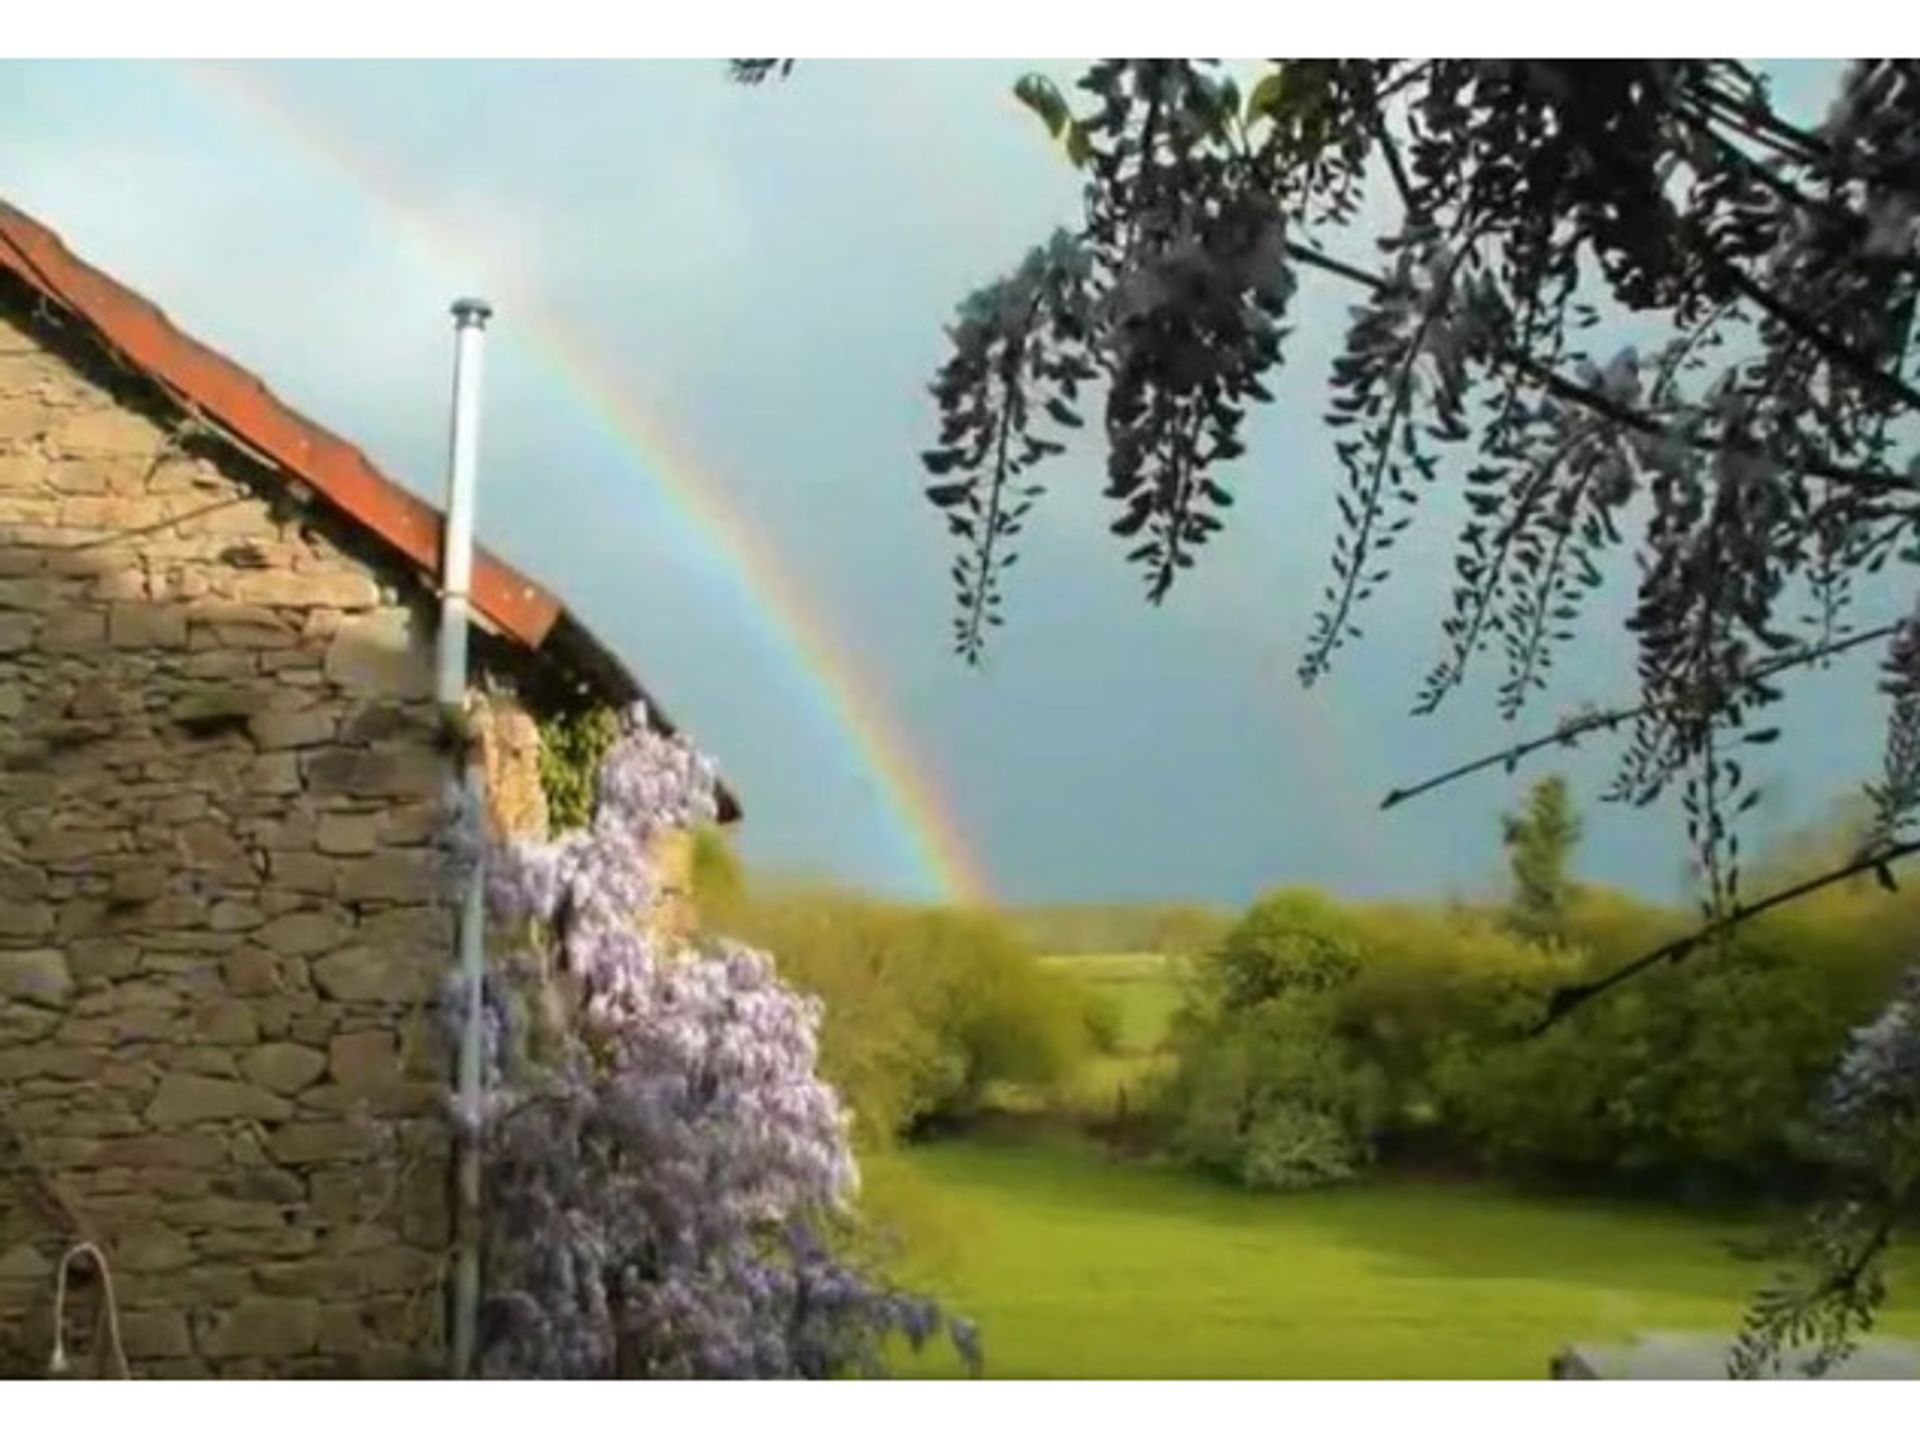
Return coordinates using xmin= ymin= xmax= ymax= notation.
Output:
xmin=0 ymin=200 xmax=738 ymax=1378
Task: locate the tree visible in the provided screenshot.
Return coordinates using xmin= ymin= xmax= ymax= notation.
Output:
xmin=735 ymin=59 xmax=1920 ymax=1010
xmin=1501 ymin=774 xmax=1583 ymax=940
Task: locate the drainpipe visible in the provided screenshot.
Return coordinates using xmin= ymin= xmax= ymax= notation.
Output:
xmin=442 ymin=296 xmax=491 ymax=1379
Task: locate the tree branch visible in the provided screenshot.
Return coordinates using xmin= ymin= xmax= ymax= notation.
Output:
xmin=1514 ymin=354 xmax=1920 ymax=496
xmin=1281 ymin=239 xmax=1920 ymax=496
xmin=1381 ymin=621 xmax=1903 ymax=811
xmin=1532 ymin=835 xmax=1920 ymax=1033
xmin=1703 ymin=245 xmax=1920 ymax=413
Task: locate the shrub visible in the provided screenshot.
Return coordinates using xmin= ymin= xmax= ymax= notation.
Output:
xmin=1162 ymin=991 xmax=1387 ymax=1191
xmin=1208 ymin=887 xmax=1366 ymax=1011
xmin=1080 ymin=987 xmax=1125 ymax=1054
xmin=720 ymin=890 xmax=1091 ymax=1144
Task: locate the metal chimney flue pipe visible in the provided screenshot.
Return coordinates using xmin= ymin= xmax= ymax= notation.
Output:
xmin=438 ymin=297 xmax=491 ymax=706
xmin=442 ymin=296 xmax=491 ymax=1380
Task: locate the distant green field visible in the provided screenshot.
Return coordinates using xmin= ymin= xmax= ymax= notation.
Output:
xmin=1042 ymin=951 xmax=1183 ymax=1051
xmin=869 ymin=1137 xmax=1920 ymax=1379
xmin=1039 ymin=952 xmax=1182 ymax=1113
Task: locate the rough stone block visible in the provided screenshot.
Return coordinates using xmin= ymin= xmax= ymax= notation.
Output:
xmin=92 ymin=564 xmax=149 ymax=602
xmin=197 ymin=1227 xmax=318 ymax=1259
xmin=337 ymin=850 xmax=438 ymax=904
xmin=310 ymin=948 xmax=433 ymax=1004
xmin=132 ymin=894 xmax=211 ymax=929
xmin=0 ymin=395 xmax=50 ymax=442
xmin=183 ymin=649 xmax=257 ymax=681
xmin=255 ymin=908 xmax=350 ymax=956
xmin=117 ymin=1308 xmax=191 ymax=1358
xmin=0 ymin=896 xmax=53 ymax=939
xmin=254 ymin=994 xmax=293 ymax=1039
xmin=249 ymin=707 xmax=335 ymax=750
xmin=213 ymin=1168 xmax=306 ymax=1212
xmin=108 ymin=864 xmax=170 ymax=905
xmin=268 ymin=852 xmax=335 ymax=894
xmin=300 ymin=1080 xmax=442 ymax=1118
xmin=174 ymin=1046 xmax=239 ymax=1078
xmin=175 ymin=821 xmax=248 ymax=870
xmin=315 ymin=812 xmax=379 ymax=856
xmin=249 ymin=752 xmax=302 ymax=795
xmin=355 ymin=905 xmax=450 ymax=952
xmin=67 ymin=938 xmax=139 ymax=981
xmin=168 ymin=683 xmax=264 ymax=728
xmin=38 ymin=609 xmax=105 ymax=651
xmin=233 ymin=570 xmax=379 ymax=610
xmin=192 ymin=999 xmax=260 ymax=1045
xmin=218 ymin=950 xmax=289 ymax=1004
xmin=51 ymin=406 xmax=165 ymax=457
xmin=0 ymin=575 xmax=51 ymax=608
xmin=111 ymin=1226 xmax=194 ymax=1274
xmin=0 ymin=948 xmax=70 ymax=1007
xmin=208 ymin=900 xmax=266 ymax=932
xmin=195 ymin=1297 xmax=319 ymax=1359
xmin=98 ymin=1132 xmax=227 ymax=1169
xmin=145 ymin=1072 xmax=291 ymax=1126
xmin=240 ymin=1042 xmax=327 ymax=1096
xmin=302 ymin=746 xmax=446 ymax=800
xmin=327 ymin=1029 xmax=397 ymax=1086
xmin=323 ymin=606 xmax=433 ymax=697
xmin=340 ymin=702 xmax=422 ymax=745
xmin=108 ymin=603 xmax=189 ymax=649
xmin=266 ymin=1120 xmax=377 ymax=1165
xmin=377 ymin=802 xmax=441 ymax=847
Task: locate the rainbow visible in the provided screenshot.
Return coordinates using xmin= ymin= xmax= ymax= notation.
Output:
xmin=178 ymin=62 xmax=992 ymax=906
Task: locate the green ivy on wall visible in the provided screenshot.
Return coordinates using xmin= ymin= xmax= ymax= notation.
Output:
xmin=537 ymin=704 xmax=619 ymax=833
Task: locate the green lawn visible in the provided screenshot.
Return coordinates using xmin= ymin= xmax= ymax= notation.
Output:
xmin=866 ymin=1136 xmax=1920 ymax=1379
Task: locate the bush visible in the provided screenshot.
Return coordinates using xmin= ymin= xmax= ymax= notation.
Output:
xmin=718 ymin=888 xmax=1092 ymax=1144
xmin=1427 ymin=878 xmax=1918 ymax=1190
xmin=1162 ymin=991 xmax=1387 ymax=1190
xmin=1157 ymin=853 xmax=1920 ymax=1198
xmin=1157 ymin=891 xmax=1395 ymax=1190
xmin=1207 ymin=887 xmax=1366 ymax=1009
xmin=1080 ymin=987 xmax=1125 ymax=1054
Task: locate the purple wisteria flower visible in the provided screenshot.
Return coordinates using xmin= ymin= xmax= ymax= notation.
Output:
xmin=456 ymin=705 xmax=975 ymax=1379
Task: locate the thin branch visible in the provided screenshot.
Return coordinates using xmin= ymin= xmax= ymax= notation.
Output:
xmin=1368 ymin=111 xmax=1418 ymax=218
xmin=1532 ymin=835 xmax=1920 ymax=1033
xmin=1382 ymin=621 xmax=1902 ymax=810
xmin=1703 ymin=245 xmax=1920 ymax=414
xmin=1689 ymin=71 xmax=1834 ymax=168
xmin=1514 ymin=355 xmax=1920 ymax=496
xmin=1283 ymin=239 xmax=1392 ymax=294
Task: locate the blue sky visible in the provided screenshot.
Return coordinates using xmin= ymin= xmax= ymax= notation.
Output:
xmin=0 ymin=59 xmax=1882 ymax=908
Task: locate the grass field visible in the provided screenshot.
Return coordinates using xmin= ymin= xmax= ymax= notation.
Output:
xmin=867 ymin=1136 xmax=1920 ymax=1379
xmin=1040 ymin=953 xmax=1183 ymax=1114
xmin=1042 ymin=952 xmax=1185 ymax=1052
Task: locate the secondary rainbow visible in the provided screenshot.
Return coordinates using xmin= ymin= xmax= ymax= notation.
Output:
xmin=180 ymin=62 xmax=991 ymax=905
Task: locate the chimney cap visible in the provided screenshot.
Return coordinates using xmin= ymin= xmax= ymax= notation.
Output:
xmin=451 ymin=297 xmax=493 ymax=326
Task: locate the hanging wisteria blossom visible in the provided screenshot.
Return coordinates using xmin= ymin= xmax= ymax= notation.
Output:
xmin=450 ymin=704 xmax=976 ymax=1378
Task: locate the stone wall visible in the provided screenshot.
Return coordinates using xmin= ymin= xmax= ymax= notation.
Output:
xmin=0 ymin=298 xmax=465 ymax=1377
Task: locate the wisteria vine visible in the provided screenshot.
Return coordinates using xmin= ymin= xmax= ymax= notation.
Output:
xmin=441 ymin=704 xmax=978 ymax=1379
xmin=1731 ymin=963 xmax=1920 ymax=1377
